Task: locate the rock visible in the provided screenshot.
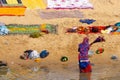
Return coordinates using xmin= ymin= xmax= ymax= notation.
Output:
xmin=0 ymin=66 xmax=9 ymax=75
xmin=111 ymin=55 xmax=118 ymax=60
xmin=0 ymin=61 xmax=7 ymax=66
xmin=0 ymin=61 xmax=9 ymax=75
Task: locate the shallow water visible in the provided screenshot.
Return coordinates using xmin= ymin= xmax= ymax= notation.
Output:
xmin=0 ymin=61 xmax=120 ymax=80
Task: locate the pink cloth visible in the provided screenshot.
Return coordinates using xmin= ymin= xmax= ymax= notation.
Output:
xmin=47 ymin=0 xmax=93 ymax=9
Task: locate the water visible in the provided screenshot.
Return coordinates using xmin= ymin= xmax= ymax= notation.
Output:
xmin=0 ymin=62 xmax=120 ymax=80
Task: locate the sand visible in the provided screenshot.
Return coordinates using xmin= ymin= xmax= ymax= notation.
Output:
xmin=0 ymin=0 xmax=120 ymax=80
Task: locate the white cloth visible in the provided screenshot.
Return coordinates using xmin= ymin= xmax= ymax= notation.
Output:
xmin=105 ymin=27 xmax=113 ymax=34
xmin=101 ymin=27 xmax=113 ymax=34
xmin=47 ymin=0 xmax=93 ymax=9
xmin=29 ymin=50 xmax=40 ymax=59
xmin=80 ymin=60 xmax=89 ymax=62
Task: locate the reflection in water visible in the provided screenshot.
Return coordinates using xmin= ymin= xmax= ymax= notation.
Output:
xmin=79 ymin=72 xmax=91 ymax=80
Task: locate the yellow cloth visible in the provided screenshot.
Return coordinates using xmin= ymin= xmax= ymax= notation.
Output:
xmin=0 ymin=6 xmax=26 ymax=16
xmin=40 ymin=24 xmax=46 ymax=31
xmin=7 ymin=0 xmax=18 ymax=4
xmin=34 ymin=58 xmax=40 ymax=63
xmin=101 ymin=30 xmax=110 ymax=34
xmin=22 ymin=0 xmax=46 ymax=9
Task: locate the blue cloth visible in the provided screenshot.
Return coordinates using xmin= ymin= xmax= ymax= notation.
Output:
xmin=115 ymin=22 xmax=120 ymax=26
xmin=116 ymin=29 xmax=120 ymax=32
xmin=79 ymin=19 xmax=96 ymax=24
xmin=40 ymin=50 xmax=49 ymax=58
xmin=79 ymin=62 xmax=89 ymax=69
xmin=0 ymin=25 xmax=9 ymax=35
xmin=113 ymin=22 xmax=120 ymax=32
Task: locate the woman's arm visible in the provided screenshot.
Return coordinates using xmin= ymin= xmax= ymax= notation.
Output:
xmin=89 ymin=42 xmax=94 ymax=46
xmin=90 ymin=36 xmax=105 ymax=46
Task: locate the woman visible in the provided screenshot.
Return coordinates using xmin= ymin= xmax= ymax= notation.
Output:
xmin=78 ymin=37 xmax=93 ymax=80
xmin=78 ymin=36 xmax=105 ymax=80
xmin=78 ymin=37 xmax=92 ymax=73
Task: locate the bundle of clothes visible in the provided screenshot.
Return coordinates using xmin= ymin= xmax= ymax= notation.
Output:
xmin=20 ymin=50 xmax=49 ymax=60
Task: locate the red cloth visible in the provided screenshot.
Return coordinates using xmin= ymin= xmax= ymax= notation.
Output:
xmin=80 ymin=62 xmax=92 ymax=73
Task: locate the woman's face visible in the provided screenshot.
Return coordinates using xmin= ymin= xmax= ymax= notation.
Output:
xmin=83 ymin=37 xmax=89 ymax=43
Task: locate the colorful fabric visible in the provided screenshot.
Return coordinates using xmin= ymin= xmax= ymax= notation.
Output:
xmin=66 ymin=26 xmax=106 ymax=34
xmin=6 ymin=24 xmax=57 ymax=34
xmin=78 ymin=37 xmax=92 ymax=73
xmin=78 ymin=37 xmax=90 ymax=60
xmin=47 ymin=0 xmax=93 ymax=9
xmin=79 ymin=61 xmax=92 ymax=73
